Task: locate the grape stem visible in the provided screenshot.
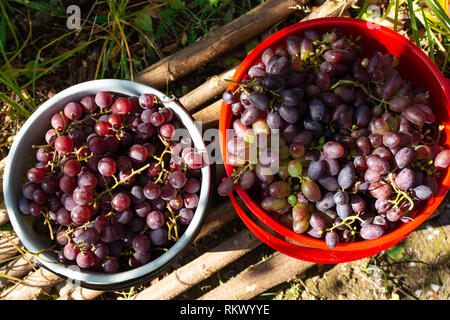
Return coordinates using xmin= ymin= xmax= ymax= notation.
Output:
xmin=387 ymin=172 xmax=415 ymax=211
xmin=225 ymin=79 xmax=280 ymax=97
xmin=20 ymin=244 xmax=59 ymax=264
xmin=320 ymin=213 xmax=365 ymax=234
xmin=330 ymin=79 xmax=384 ymax=104
xmin=32 ymin=143 xmax=52 ymax=149
xmin=166 ymin=203 xmax=179 ymax=241
xmin=41 ymin=207 xmax=54 ymax=241
xmin=92 ymin=162 xmax=152 ymax=203
xmin=420 ymin=125 xmax=444 ymax=146
xmin=231 ymin=162 xmax=253 ymax=184
xmin=350 ymin=181 xmax=362 ymax=194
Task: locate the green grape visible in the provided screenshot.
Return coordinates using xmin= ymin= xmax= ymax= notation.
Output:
xmin=288 ymin=160 xmax=303 ymax=177
xmin=287 ymin=194 xmax=298 ymax=206
xmin=261 ymin=196 xmax=288 ymax=211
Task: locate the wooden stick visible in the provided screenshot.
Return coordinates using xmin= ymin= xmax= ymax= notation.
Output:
xmin=195 ymin=200 xmax=236 ymax=241
xmin=179 ymin=67 xmax=238 ymax=113
xmin=0 ymin=267 xmax=63 ymax=300
xmin=0 ymin=231 xmax=21 ymax=262
xmin=134 ymin=0 xmax=305 ymax=88
xmin=302 ymin=0 xmax=357 ymax=20
xmin=0 ymin=253 xmax=36 ymax=288
xmin=192 ymin=100 xmax=222 ymax=132
xmin=198 ymin=252 xmax=315 ymax=300
xmin=56 ymin=281 xmax=104 ymax=300
xmin=0 ymin=201 xmax=9 ymax=226
xmin=0 ymin=157 xmax=10 ymax=226
xmin=132 ymin=228 xmax=261 ymax=300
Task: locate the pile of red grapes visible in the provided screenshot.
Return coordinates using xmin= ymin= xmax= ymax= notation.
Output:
xmin=219 ymin=28 xmax=450 ymax=248
xmin=19 ymin=91 xmax=204 ymax=273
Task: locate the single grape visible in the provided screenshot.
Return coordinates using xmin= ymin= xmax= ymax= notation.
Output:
xmin=333 ymin=191 xmax=349 ymax=205
xmin=239 ymin=171 xmax=256 ymax=191
xmin=337 ymin=163 xmax=355 ymax=190
xmin=150 ymin=228 xmax=168 ymax=246
xmin=323 ymin=141 xmax=345 ymax=159
xmin=325 ymin=231 xmax=339 ymax=248
xmin=368 ymin=181 xmax=393 ymax=199
xmin=287 ymin=160 xmax=302 ymax=177
xmin=27 ymin=167 xmax=45 ymax=183
xmin=63 ymin=243 xmax=80 ymax=261
xmin=301 ymin=180 xmax=321 ymax=203
xmin=95 ymin=91 xmax=112 ymax=108
xmin=116 ymin=209 xmax=134 ymax=224
xmin=98 ymin=157 xmax=116 ymax=176
xmin=394 ymin=168 xmax=415 ymax=191
xmin=78 ymin=170 xmax=98 ymax=189
xmin=169 ymin=170 xmax=187 ymax=189
xmin=103 ymin=259 xmax=119 ymax=273
xmin=54 ymin=135 xmax=74 ymax=153
xmin=292 ymin=204 xmax=310 ymax=234
xmin=184 ymin=193 xmax=199 ymax=209
xmin=88 ymin=136 xmax=106 ymax=154
xmin=360 ymin=224 xmax=385 ymax=240
xmin=434 ymin=149 xmax=450 ymax=169
xmin=350 ymin=195 xmax=366 ymax=213
xmin=160 ymin=123 xmax=176 ymax=139
xmin=111 ymin=192 xmax=131 ymax=212
xmin=64 ymin=102 xmax=83 ymax=120
xmin=63 ymin=160 xmax=82 ymax=177
xmin=71 ymin=205 xmax=91 ymax=225
xmin=51 ymin=113 xmax=69 ymax=130
xmin=129 ymin=144 xmax=148 ymax=163
xmin=160 ymin=185 xmax=177 ymax=201
xmin=269 ymin=181 xmax=291 ymax=198
xmin=72 ymin=186 xmax=93 ymax=205
xmin=80 ymin=95 xmax=98 ymax=113
xmin=307 ymin=160 xmax=326 ymax=181
xmin=394 ymin=147 xmax=415 ymax=169
xmin=143 ymin=183 xmax=161 ymax=200
xmin=112 ymin=97 xmax=132 ymax=115
xmin=132 ymin=234 xmax=151 ymax=252
xmin=412 ymin=185 xmax=433 ymax=200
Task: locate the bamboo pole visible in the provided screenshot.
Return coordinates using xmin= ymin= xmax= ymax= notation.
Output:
xmin=0 ymin=267 xmax=63 ymax=300
xmin=198 ymin=252 xmax=315 ymax=300
xmin=132 ymin=228 xmax=261 ymax=300
xmin=134 ymin=0 xmax=305 ymax=88
xmin=0 ymin=253 xmax=36 ymax=288
xmin=179 ymin=67 xmax=238 ymax=113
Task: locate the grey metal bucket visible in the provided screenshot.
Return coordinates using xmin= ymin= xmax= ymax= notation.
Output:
xmin=3 ymin=79 xmax=211 ymax=290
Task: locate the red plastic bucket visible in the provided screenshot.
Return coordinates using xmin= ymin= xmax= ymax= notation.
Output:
xmin=219 ymin=17 xmax=450 ymax=263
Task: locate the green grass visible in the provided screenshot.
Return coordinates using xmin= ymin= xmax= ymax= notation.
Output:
xmin=0 ymin=0 xmax=260 ymax=125
xmin=357 ymin=0 xmax=450 ymax=77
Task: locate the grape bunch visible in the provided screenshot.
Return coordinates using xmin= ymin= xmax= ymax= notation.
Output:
xmin=19 ymin=90 xmax=204 ymax=273
xmin=219 ymin=28 xmax=450 ymax=248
